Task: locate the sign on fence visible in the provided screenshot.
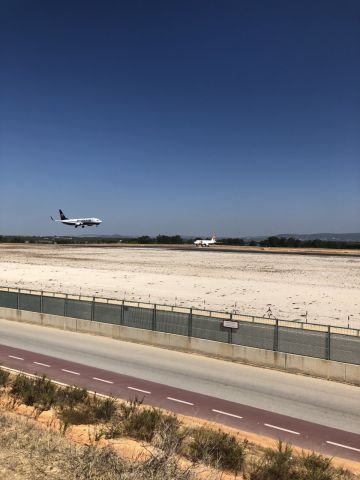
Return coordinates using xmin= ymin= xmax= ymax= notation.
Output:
xmin=222 ymin=319 xmax=239 ymax=329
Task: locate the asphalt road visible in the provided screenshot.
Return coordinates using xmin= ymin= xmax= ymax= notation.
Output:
xmin=0 ymin=318 xmax=359 ymax=460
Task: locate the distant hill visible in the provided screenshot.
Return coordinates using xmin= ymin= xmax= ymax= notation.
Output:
xmin=78 ymin=233 xmax=360 ymax=242
xmin=275 ymin=233 xmax=360 ymax=242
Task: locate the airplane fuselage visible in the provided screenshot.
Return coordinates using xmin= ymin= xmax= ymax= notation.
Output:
xmin=61 ymin=218 xmax=102 ymax=227
xmin=194 ymin=237 xmax=216 ymax=247
xmin=51 ymin=210 xmax=102 ymax=228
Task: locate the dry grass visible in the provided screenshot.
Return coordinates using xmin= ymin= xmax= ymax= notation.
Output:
xmin=0 ymin=412 xmax=197 ymax=480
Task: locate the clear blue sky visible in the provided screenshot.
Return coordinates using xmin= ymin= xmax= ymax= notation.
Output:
xmin=1 ymin=0 xmax=359 ymax=236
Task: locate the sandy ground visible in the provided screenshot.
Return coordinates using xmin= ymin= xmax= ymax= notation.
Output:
xmin=0 ymin=244 xmax=359 ymax=328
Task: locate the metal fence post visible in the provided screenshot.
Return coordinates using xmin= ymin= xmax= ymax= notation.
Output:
xmin=228 ymin=313 xmax=233 ymax=344
xmin=64 ymin=294 xmax=68 ymax=317
xmin=120 ymin=300 xmax=124 ymax=325
xmin=152 ymin=305 xmax=157 ymax=331
xmin=327 ymin=325 xmax=331 ymax=360
xmin=40 ymin=291 xmax=43 ymax=313
xmin=188 ymin=308 xmax=193 ymax=337
xmin=17 ymin=289 xmax=20 ymax=310
xmin=273 ymin=319 xmax=279 ymax=351
xmin=91 ymin=297 xmax=95 ymax=321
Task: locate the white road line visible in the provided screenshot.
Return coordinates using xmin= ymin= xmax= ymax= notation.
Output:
xmin=212 ymin=409 xmax=243 ymax=419
xmin=264 ymin=424 xmax=300 ymax=435
xmin=127 ymin=386 xmax=151 ymax=394
xmin=33 ymin=362 xmax=50 ymax=367
xmin=61 ymin=369 xmax=80 ymax=375
xmin=326 ymin=441 xmax=360 ymax=453
xmin=166 ymin=397 xmax=194 ymax=406
xmin=93 ymin=377 xmax=114 ymax=384
xmin=9 ymin=355 xmax=24 ymax=361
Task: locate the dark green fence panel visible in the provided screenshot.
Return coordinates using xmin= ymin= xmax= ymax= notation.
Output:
xmin=2 ymin=289 xmax=360 ymax=366
xmin=232 ymin=322 xmax=275 ymax=350
xmin=0 ymin=291 xmax=18 ymax=308
xmin=278 ymin=327 xmax=327 ymax=358
xmin=123 ymin=306 xmax=153 ymax=330
xmin=94 ymin=303 xmax=122 ymax=324
xmin=66 ymin=299 xmax=92 ymax=320
xmin=330 ymin=334 xmax=360 ymax=365
xmin=42 ymin=296 xmax=65 ymax=316
xmin=192 ymin=315 xmax=228 ymax=343
xmin=156 ymin=310 xmax=189 ymax=336
xmin=19 ymin=293 xmax=41 ymax=312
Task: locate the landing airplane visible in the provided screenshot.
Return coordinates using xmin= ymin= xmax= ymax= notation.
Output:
xmin=51 ymin=209 xmax=102 ymax=228
xmin=194 ymin=235 xmax=216 ymax=247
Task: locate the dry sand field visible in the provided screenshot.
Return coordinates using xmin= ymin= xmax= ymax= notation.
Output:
xmin=0 ymin=244 xmax=359 ymax=328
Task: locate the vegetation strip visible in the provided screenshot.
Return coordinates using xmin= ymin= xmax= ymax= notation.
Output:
xmin=0 ymin=366 xmax=358 ymax=479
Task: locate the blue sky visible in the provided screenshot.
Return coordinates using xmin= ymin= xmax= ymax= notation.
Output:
xmin=1 ymin=0 xmax=359 ymax=236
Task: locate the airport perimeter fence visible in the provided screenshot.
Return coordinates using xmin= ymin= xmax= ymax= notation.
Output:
xmin=0 ymin=287 xmax=359 ymax=365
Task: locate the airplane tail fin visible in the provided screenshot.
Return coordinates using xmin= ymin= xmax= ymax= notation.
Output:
xmin=211 ymin=234 xmax=216 ymax=241
xmin=59 ymin=209 xmax=68 ymax=220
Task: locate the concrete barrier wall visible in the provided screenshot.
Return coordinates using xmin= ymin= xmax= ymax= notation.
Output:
xmin=0 ymin=307 xmax=359 ymax=385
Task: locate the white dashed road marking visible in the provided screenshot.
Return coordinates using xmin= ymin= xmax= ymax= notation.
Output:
xmin=326 ymin=441 xmax=360 ymax=453
xmin=33 ymin=362 xmax=50 ymax=367
xmin=127 ymin=386 xmax=151 ymax=394
xmin=212 ymin=409 xmax=243 ymax=419
xmin=264 ymin=424 xmax=300 ymax=435
xmin=167 ymin=397 xmax=194 ymax=406
xmin=9 ymin=355 xmax=24 ymax=361
xmin=93 ymin=377 xmax=114 ymax=384
xmin=61 ymin=369 xmax=80 ymax=375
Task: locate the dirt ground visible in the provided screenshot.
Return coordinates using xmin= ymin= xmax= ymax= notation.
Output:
xmin=0 ymin=244 xmax=359 ymax=328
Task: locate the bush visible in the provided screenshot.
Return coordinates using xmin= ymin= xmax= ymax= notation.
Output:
xmin=298 ymin=451 xmax=345 ymax=480
xmin=153 ymin=414 xmax=184 ymax=452
xmin=245 ymin=442 xmax=350 ymax=480
xmin=0 ymin=368 xmax=10 ymax=387
xmin=93 ymin=397 xmax=117 ymax=422
xmin=123 ymin=407 xmax=163 ymax=442
xmin=246 ymin=441 xmax=296 ymax=480
xmin=185 ymin=427 xmax=246 ymax=473
xmin=11 ymin=375 xmax=57 ymax=410
xmin=57 ymin=395 xmax=116 ymax=428
xmin=55 ymin=385 xmax=88 ymax=407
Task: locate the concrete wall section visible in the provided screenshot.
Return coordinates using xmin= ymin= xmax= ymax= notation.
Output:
xmin=0 ymin=307 xmax=358 ymax=385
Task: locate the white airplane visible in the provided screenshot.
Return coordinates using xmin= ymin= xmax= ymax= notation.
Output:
xmin=51 ymin=209 xmax=102 ymax=228
xmin=194 ymin=235 xmax=216 ymax=247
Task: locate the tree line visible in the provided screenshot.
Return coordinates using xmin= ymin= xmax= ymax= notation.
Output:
xmin=0 ymin=235 xmax=359 ymax=249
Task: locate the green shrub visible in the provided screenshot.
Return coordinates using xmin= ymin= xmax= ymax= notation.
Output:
xmin=298 ymin=451 xmax=343 ymax=480
xmin=11 ymin=375 xmax=57 ymax=410
xmin=55 ymin=385 xmax=88 ymax=407
xmin=57 ymin=395 xmax=116 ymax=429
xmin=58 ymin=405 xmax=94 ymax=427
xmin=246 ymin=441 xmax=297 ymax=480
xmin=245 ymin=442 xmax=349 ymax=480
xmin=185 ymin=427 xmax=246 ymax=473
xmin=0 ymin=368 xmax=10 ymax=387
xmin=93 ymin=397 xmax=117 ymax=422
xmin=123 ymin=407 xmax=163 ymax=442
xmin=152 ymin=414 xmax=184 ymax=453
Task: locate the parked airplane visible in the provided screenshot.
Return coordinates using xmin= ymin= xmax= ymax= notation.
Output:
xmin=194 ymin=235 xmax=216 ymax=247
xmin=51 ymin=210 xmax=102 ymax=228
